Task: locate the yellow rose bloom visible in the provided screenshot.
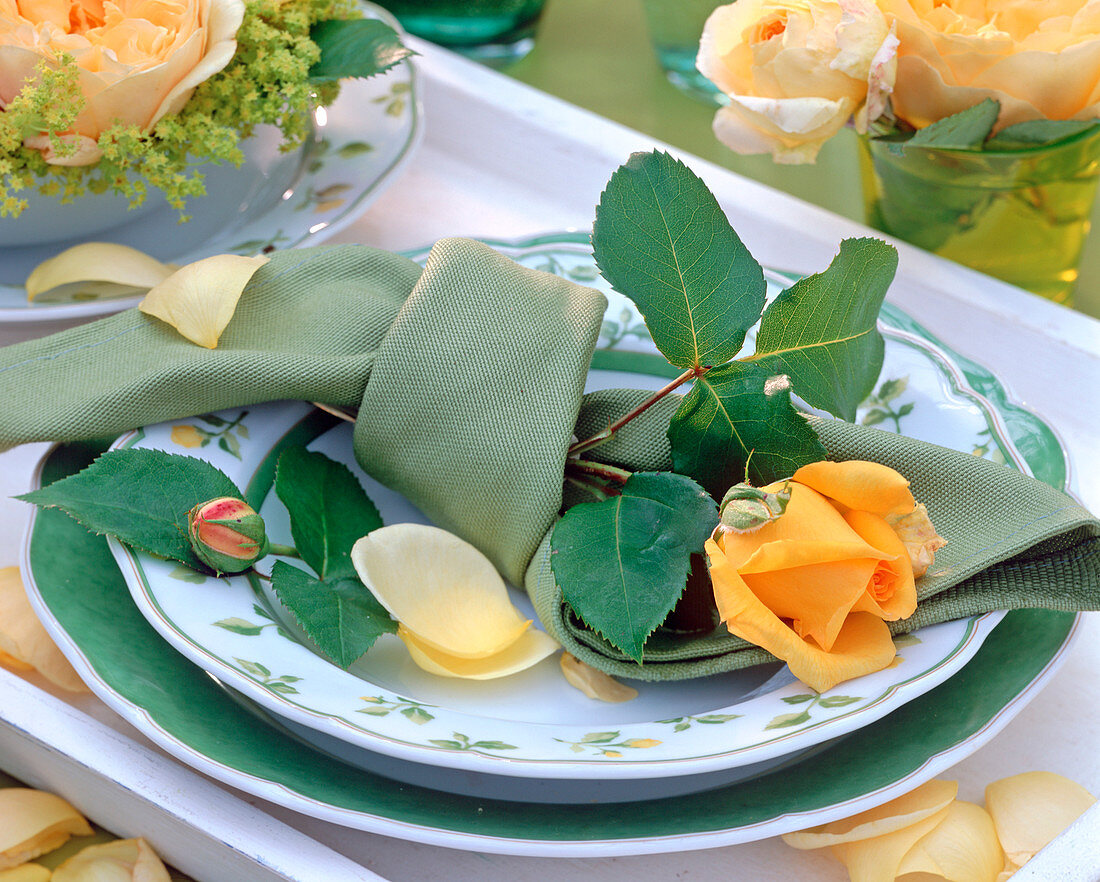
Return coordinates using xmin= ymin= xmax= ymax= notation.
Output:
xmin=880 ymin=0 xmax=1100 ymax=131
xmin=697 ymin=0 xmax=898 ymax=163
xmin=706 ymin=460 xmax=931 ymax=693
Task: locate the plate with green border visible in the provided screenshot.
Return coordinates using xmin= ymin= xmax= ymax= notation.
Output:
xmin=21 ymin=440 xmax=1079 ymax=855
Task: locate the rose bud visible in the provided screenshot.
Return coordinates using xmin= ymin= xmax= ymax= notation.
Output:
xmin=718 ymin=481 xmax=791 ymax=534
xmin=187 ymin=497 xmax=270 ymax=574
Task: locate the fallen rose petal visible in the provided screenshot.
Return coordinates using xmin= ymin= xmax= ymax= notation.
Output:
xmin=0 ymin=568 xmax=87 ymax=693
xmin=351 ymin=524 xmax=531 ymax=660
xmin=893 ymin=800 xmax=1003 ymax=882
xmin=831 ymin=808 xmax=951 ymax=882
xmin=0 ymin=789 xmax=93 ymax=870
xmin=51 ymin=837 xmax=170 ymax=882
xmin=560 ymin=653 xmax=638 ymax=702
xmin=399 ymin=626 xmax=559 ymax=680
xmin=985 ymin=771 xmax=1096 ymax=870
xmin=0 ymin=864 xmax=52 ymax=881
xmin=782 ymin=778 xmax=958 ymax=848
xmin=25 ymin=243 xmax=176 ymax=303
xmin=139 ymin=255 xmax=269 ymax=349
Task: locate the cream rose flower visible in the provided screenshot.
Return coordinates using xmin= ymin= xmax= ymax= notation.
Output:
xmin=697 ymin=0 xmax=898 ymax=163
xmin=881 ymin=0 xmax=1100 ymax=131
xmin=0 ymin=0 xmax=245 ymax=166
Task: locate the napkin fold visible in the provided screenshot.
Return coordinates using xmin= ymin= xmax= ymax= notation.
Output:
xmin=2 ymin=240 xmax=1097 ymax=683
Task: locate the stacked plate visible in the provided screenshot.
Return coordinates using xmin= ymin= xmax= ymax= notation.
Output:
xmin=21 ymin=235 xmax=1081 ymax=856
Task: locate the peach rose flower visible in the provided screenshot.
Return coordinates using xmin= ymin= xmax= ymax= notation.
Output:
xmin=880 ymin=0 xmax=1100 ymax=131
xmin=697 ymin=0 xmax=899 ymax=163
xmin=705 ymin=460 xmax=942 ymax=693
xmin=0 ymin=0 xmax=245 ymax=165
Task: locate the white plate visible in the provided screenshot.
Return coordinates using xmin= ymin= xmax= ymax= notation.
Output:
xmin=0 ymin=2 xmax=422 ymax=323
xmin=105 ymin=242 xmax=1019 ymax=791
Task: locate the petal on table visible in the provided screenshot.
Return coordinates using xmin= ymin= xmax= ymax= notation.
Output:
xmin=25 ymin=243 xmax=176 ymax=302
xmin=51 ymin=837 xmax=171 ymax=882
xmin=399 ymin=626 xmax=559 ymax=680
xmin=782 ymin=778 xmax=958 ymax=848
xmin=830 ymin=808 xmax=951 ymax=882
xmin=0 ymin=789 xmax=93 ymax=870
xmin=0 ymin=864 xmax=52 ymax=881
xmin=138 ymin=254 xmax=268 ymax=349
xmin=351 ymin=524 xmax=530 ymax=659
xmin=0 ymin=567 xmax=87 ymax=693
xmin=893 ymin=800 xmax=1003 ymax=882
xmin=985 ymin=771 xmax=1096 ymax=869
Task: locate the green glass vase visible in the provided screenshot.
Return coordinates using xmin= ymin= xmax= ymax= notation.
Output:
xmin=384 ymin=0 xmax=545 ymax=67
xmin=859 ymin=129 xmax=1100 ymax=306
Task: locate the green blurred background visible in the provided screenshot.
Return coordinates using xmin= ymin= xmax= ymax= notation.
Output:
xmin=501 ymin=0 xmax=1100 ymax=320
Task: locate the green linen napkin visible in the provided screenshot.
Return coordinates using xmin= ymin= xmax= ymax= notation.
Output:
xmin=2 ymin=240 xmax=1097 ymax=683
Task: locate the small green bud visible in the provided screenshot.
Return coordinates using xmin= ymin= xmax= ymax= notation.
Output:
xmin=187 ymin=496 xmax=269 ymax=574
xmin=718 ymin=481 xmax=791 ymax=534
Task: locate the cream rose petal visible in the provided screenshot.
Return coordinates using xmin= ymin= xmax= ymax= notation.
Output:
xmin=138 ymin=254 xmax=268 ymax=349
xmin=893 ymin=800 xmax=1003 ymax=882
xmin=783 ymin=778 xmax=958 ymax=849
xmin=0 ymin=864 xmax=51 ymax=882
xmin=51 ymin=837 xmax=171 ymax=882
xmin=399 ymin=626 xmax=559 ymax=680
xmin=831 ymin=807 xmax=952 ymax=882
xmin=0 ymin=789 xmax=93 ymax=870
xmin=985 ymin=771 xmax=1096 ymax=869
xmin=560 ymin=653 xmax=638 ymax=702
xmin=351 ymin=524 xmax=531 ymax=659
xmin=0 ymin=567 xmax=87 ymax=692
xmin=25 ymin=243 xmax=177 ymax=302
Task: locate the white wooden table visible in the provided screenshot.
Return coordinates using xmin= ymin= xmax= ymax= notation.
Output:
xmin=1 ymin=43 xmax=1098 ymax=881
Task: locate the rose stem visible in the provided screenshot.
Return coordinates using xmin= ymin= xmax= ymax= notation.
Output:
xmin=568 ymin=366 xmax=706 ymax=457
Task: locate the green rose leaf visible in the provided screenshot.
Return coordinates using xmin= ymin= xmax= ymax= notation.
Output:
xmin=907 ymin=98 xmax=1000 ymax=150
xmin=271 ymin=561 xmax=397 ymax=669
xmin=592 ymin=150 xmax=766 ymax=368
xmin=748 ymin=238 xmax=897 ymax=420
xmin=986 ymin=119 xmax=1100 ymax=151
xmin=669 ymin=362 xmax=827 ymax=497
xmin=274 ymin=446 xmax=383 ymax=580
xmin=550 ymin=472 xmax=717 ymax=662
xmin=309 ymin=18 xmax=415 ymax=84
xmin=18 ymin=449 xmax=240 ymax=571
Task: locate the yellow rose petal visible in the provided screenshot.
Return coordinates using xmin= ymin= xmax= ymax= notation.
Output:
xmin=0 ymin=789 xmax=93 ymax=870
xmin=791 ymin=460 xmax=915 ymax=517
xmin=51 ymin=838 xmax=171 ymax=882
xmin=351 ymin=524 xmax=530 ymax=660
xmin=0 ymin=568 xmax=88 ymax=693
xmin=844 ymin=509 xmax=917 ymax=622
xmin=138 ymin=255 xmax=269 ymax=349
xmin=831 ymin=808 xmax=951 ymax=882
xmin=560 ymin=653 xmax=638 ymax=702
xmin=783 ymin=778 xmax=958 ymax=848
xmin=985 ymin=771 xmax=1096 ymax=869
xmin=894 ymin=800 xmax=1003 ymax=882
xmin=399 ymin=625 xmax=559 ymax=680
xmin=0 ymin=864 xmax=51 ymax=882
xmin=25 ymin=243 xmax=177 ymax=303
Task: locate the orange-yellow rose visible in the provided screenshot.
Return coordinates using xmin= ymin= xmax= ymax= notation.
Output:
xmin=880 ymin=0 xmax=1100 ymax=131
xmin=0 ymin=0 xmax=245 ymax=165
xmin=697 ymin=0 xmax=898 ymax=163
xmin=705 ymin=460 xmax=938 ymax=693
